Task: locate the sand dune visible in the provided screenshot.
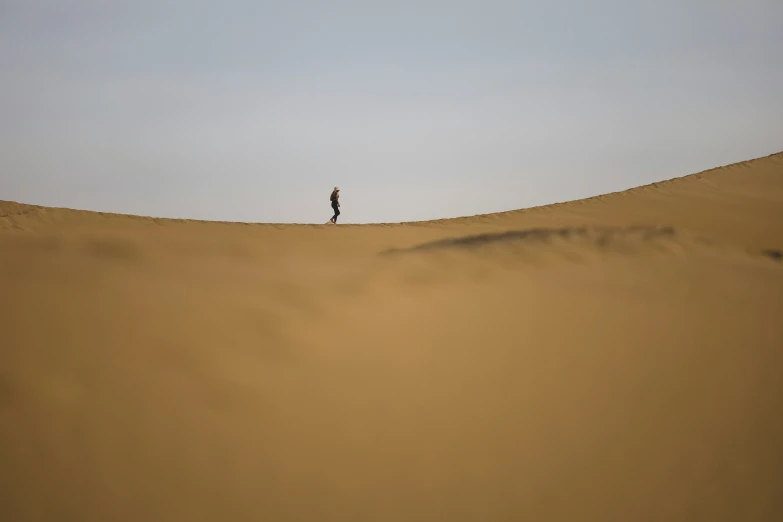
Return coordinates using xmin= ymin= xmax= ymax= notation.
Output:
xmin=2 ymin=152 xmax=783 ymax=521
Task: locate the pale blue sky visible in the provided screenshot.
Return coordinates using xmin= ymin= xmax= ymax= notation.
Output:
xmin=2 ymin=0 xmax=782 ymax=223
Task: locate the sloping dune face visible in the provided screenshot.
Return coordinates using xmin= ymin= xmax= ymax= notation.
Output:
xmin=2 ymin=153 xmax=783 ymax=521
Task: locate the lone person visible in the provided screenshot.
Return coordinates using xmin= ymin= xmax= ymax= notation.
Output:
xmin=329 ymin=186 xmax=341 ymax=224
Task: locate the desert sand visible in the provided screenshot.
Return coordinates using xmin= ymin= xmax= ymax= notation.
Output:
xmin=2 ymin=152 xmax=783 ymax=521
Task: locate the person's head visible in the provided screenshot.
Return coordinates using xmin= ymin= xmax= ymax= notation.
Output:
xmin=334 ymin=186 xmax=339 ymax=192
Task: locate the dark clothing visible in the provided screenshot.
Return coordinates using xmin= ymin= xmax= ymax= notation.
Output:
xmin=331 ymin=200 xmax=340 ymax=223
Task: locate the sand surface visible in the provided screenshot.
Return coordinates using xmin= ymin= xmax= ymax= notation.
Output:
xmin=2 ymin=152 xmax=783 ymax=521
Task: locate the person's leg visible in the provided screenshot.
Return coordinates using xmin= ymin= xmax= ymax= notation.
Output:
xmin=332 ymin=203 xmax=340 ymax=223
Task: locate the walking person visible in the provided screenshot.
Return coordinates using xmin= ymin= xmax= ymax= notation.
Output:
xmin=328 ymin=186 xmax=341 ymax=224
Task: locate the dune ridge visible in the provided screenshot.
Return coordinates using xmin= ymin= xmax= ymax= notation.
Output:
xmin=2 ymin=152 xmax=783 ymax=522
xmin=2 ymin=151 xmax=782 ymax=226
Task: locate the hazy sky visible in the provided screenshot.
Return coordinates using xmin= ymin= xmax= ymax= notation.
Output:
xmin=2 ymin=0 xmax=782 ymax=223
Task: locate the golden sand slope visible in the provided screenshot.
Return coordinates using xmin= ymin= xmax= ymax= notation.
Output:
xmin=2 ymin=153 xmax=783 ymax=521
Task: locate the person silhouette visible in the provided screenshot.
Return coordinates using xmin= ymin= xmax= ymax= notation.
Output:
xmin=328 ymin=186 xmax=341 ymax=224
